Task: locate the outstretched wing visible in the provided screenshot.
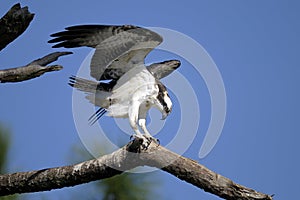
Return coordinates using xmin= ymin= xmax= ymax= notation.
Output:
xmin=49 ymin=25 xmax=162 ymax=80
xmin=147 ymin=59 xmax=181 ymax=80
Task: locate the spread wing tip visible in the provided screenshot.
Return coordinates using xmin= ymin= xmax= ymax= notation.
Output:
xmin=48 ymin=24 xmax=162 ymax=49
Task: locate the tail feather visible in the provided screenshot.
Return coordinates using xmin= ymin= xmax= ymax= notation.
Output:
xmin=88 ymin=107 xmax=107 ymax=125
xmin=69 ymin=75 xmax=117 ymax=93
xmin=69 ymin=75 xmax=98 ymax=93
xmin=69 ymin=76 xmax=110 ymax=124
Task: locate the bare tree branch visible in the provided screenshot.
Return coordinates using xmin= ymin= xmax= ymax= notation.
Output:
xmin=0 ymin=139 xmax=273 ymax=200
xmin=0 ymin=3 xmax=34 ymax=51
xmin=0 ymin=52 xmax=72 ymax=83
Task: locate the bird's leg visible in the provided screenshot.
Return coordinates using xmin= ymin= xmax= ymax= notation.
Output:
xmin=138 ymin=118 xmax=151 ymax=137
xmin=128 ymin=100 xmax=150 ymax=149
xmin=129 ymin=119 xmax=146 ymax=148
xmin=129 ymin=118 xmax=143 ymax=140
xmin=138 ymin=118 xmax=159 ymax=145
xmin=138 ymin=104 xmax=159 ymax=145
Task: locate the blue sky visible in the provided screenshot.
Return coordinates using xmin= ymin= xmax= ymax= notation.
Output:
xmin=1 ymin=1 xmax=299 ymax=199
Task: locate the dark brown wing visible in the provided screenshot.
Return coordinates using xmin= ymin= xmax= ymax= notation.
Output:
xmin=49 ymin=25 xmax=162 ymax=80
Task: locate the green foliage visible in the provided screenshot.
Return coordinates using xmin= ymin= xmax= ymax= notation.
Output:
xmin=0 ymin=125 xmax=10 ymax=174
xmin=0 ymin=196 xmax=18 ymax=200
xmin=70 ymin=144 xmax=160 ymax=200
xmin=100 ymin=173 xmax=155 ymax=200
xmin=0 ymin=125 xmax=18 ymax=200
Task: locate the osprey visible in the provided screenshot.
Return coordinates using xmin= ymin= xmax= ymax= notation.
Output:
xmin=49 ymin=25 xmax=181 ymax=146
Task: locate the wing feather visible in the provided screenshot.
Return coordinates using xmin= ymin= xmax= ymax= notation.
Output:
xmin=49 ymin=24 xmax=162 ymax=80
xmin=49 ymin=25 xmax=131 ymax=48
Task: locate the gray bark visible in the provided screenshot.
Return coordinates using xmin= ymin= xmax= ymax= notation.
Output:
xmin=0 ymin=139 xmax=273 ymax=200
xmin=0 ymin=52 xmax=72 ymax=83
xmin=0 ymin=4 xmax=72 ymax=83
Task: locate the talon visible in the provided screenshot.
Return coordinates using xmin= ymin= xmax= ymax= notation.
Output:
xmin=155 ymin=138 xmax=160 ymax=146
xmin=130 ymin=134 xmax=142 ymax=141
xmin=129 ymin=134 xmax=158 ymax=150
xmin=130 ymin=134 xmax=134 ymax=140
xmin=141 ymin=139 xmax=151 ymax=150
xmin=144 ymin=135 xmax=159 ymax=145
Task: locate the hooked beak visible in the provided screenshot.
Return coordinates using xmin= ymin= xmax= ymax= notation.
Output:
xmin=161 ymin=112 xmax=168 ymax=120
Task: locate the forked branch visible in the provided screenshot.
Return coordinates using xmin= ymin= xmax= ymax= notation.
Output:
xmin=0 ymin=139 xmax=273 ymax=200
xmin=0 ymin=4 xmax=72 ymax=83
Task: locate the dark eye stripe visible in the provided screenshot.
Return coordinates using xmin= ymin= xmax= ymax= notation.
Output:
xmin=157 ymin=94 xmax=169 ymax=112
xmin=157 ymin=82 xmax=171 ymax=113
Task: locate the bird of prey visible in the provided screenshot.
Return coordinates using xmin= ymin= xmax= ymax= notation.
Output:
xmin=49 ymin=24 xmax=180 ymax=146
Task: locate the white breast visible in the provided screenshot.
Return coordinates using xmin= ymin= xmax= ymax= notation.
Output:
xmin=106 ymin=65 xmax=158 ymax=118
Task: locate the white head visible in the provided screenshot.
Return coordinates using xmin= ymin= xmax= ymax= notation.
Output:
xmin=156 ymin=82 xmax=172 ymax=120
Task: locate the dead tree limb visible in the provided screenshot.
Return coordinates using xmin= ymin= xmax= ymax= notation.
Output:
xmin=0 ymin=139 xmax=273 ymax=200
xmin=0 ymin=52 xmax=72 ymax=83
xmin=0 ymin=3 xmax=34 ymax=51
